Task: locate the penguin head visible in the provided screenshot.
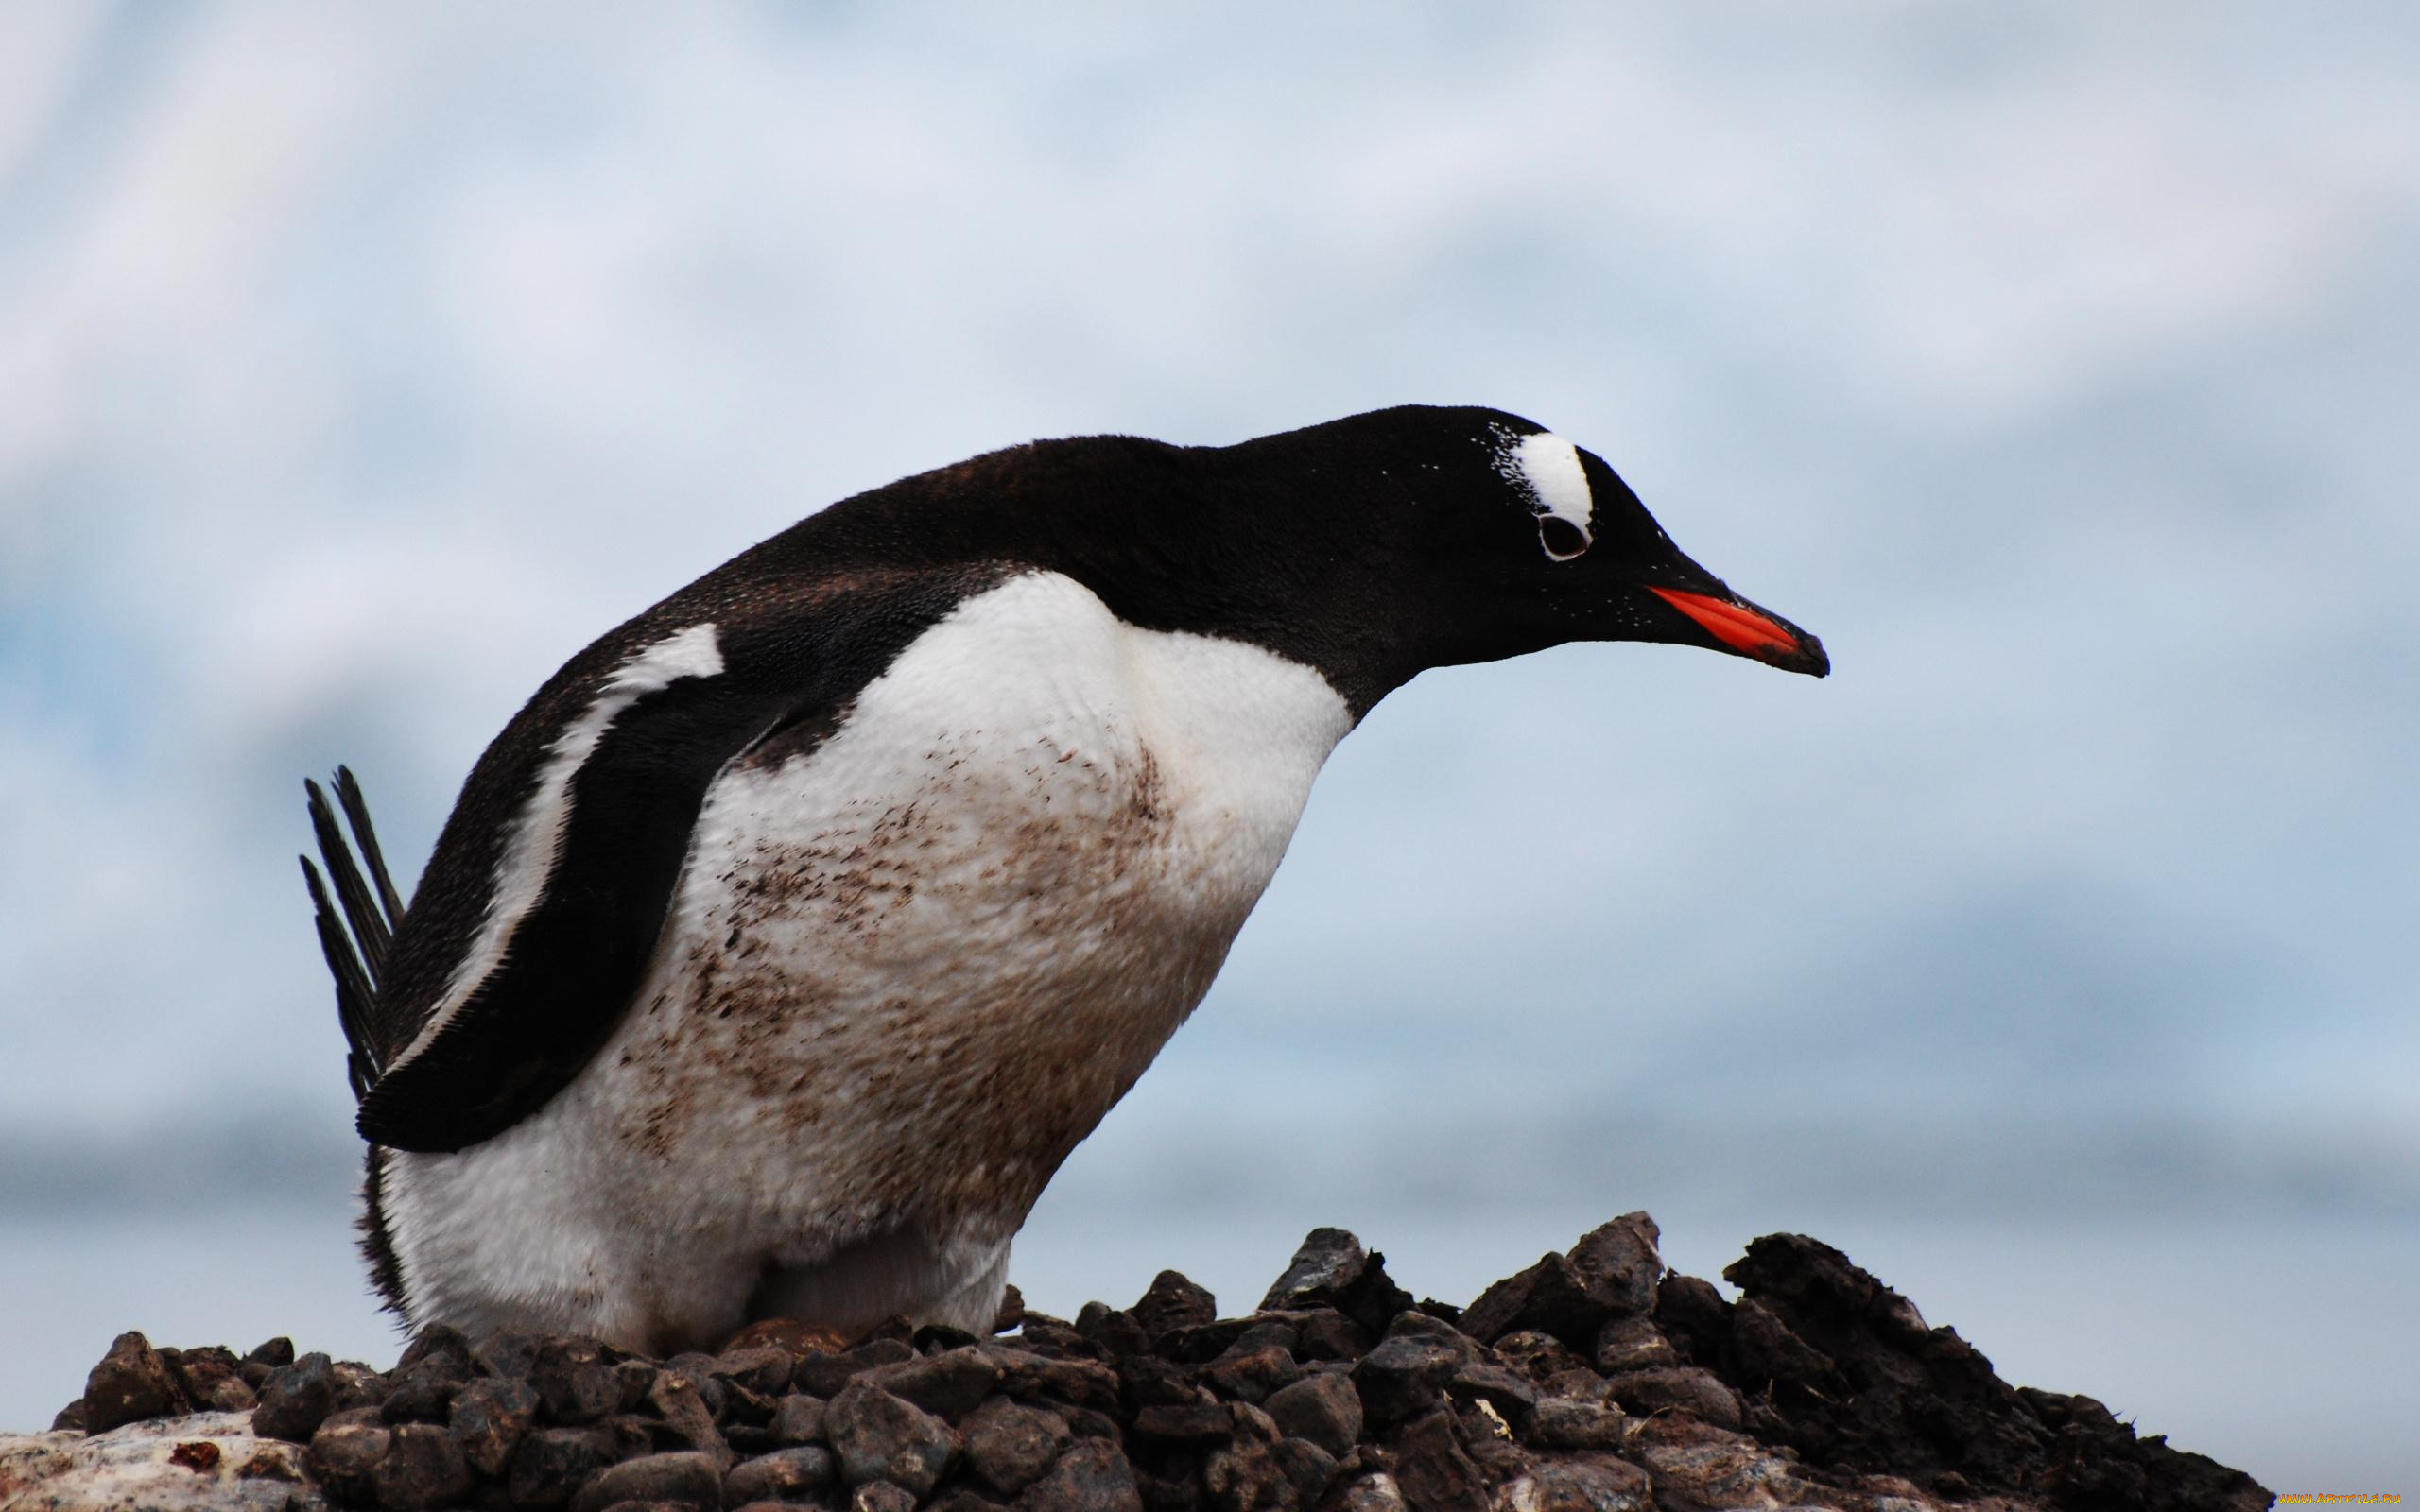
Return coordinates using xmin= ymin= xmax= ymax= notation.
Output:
xmin=1256 ymin=404 xmax=1830 ymax=694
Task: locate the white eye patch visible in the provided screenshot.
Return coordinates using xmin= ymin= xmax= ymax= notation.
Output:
xmin=1499 ymin=430 xmax=1595 ymax=560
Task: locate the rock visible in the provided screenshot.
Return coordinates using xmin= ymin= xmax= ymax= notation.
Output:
xmin=710 ymin=1349 xmax=796 ymax=1400
xmin=506 ymin=1426 xmax=616 ymax=1508
xmin=853 ymin=1481 xmax=918 ymax=1512
xmin=767 ymin=1392 xmax=826 ymax=1447
xmin=823 ymin=1378 xmax=959 ymax=1498
xmin=377 ymin=1357 xmax=466 ymax=1426
xmin=1332 ymin=1471 xmax=1408 ymax=1511
xmin=1012 ymin=1438 xmax=1143 ymax=1512
xmin=254 ymin=1354 xmax=344 ymax=1444
xmin=1257 ymin=1228 xmax=1369 ymax=1312
xmin=1522 ymin=1398 xmax=1627 ymax=1451
xmin=81 ymin=1332 xmax=186 ymax=1432
xmin=639 ymin=1367 xmax=727 ymax=1461
xmin=1263 ymin=1372 xmax=1361 ymax=1458
xmin=1600 ymin=1367 xmax=1741 ymax=1431
xmin=1454 ymin=1218 xmax=1656 ymax=1355
xmin=1200 ymin=1426 xmax=1284 ymax=1512
xmin=1390 ymin=1410 xmax=1483 ymax=1512
xmin=564 ymin=1450 xmax=722 ymax=1512
xmin=308 ymin=1412 xmax=391 ymax=1503
xmin=1727 ymin=1297 xmax=1837 ymax=1388
xmin=1443 ymin=1363 xmax=1538 ymax=1433
xmin=1073 ymin=1305 xmax=1151 ymax=1360
xmin=1270 ymin=1436 xmax=1337 ymax=1503
xmin=372 ymin=1421 xmax=472 ymax=1512
xmin=1130 ymin=1400 xmax=1232 ymax=1451
xmin=721 ymin=1442 xmax=837 ymax=1502
xmin=393 ymin=1326 xmax=476 ymax=1380
xmin=1257 ymin=1232 xmax=1415 ymax=1338
xmin=960 ymin=1397 xmax=1071 ymax=1496
xmin=1563 ymin=1214 xmax=1662 ymax=1321
xmin=449 ymin=1377 xmax=541 ymax=1478
xmin=1289 ymin=1312 xmax=1370 ymax=1365
xmin=794 ymin=1338 xmax=915 ymax=1399
xmin=723 ymin=1318 xmax=853 ymax=1358
xmin=1491 ymin=1452 xmax=1652 ymax=1511
xmin=1129 ymin=1272 xmax=1217 ymax=1342
xmin=530 ymin=1340 xmax=619 ymax=1427
xmin=1648 ymin=1275 xmax=1730 ymax=1368
xmin=1587 ymin=1318 xmax=1672 ymax=1376
xmin=1348 ymin=1333 xmax=1466 ymax=1431
xmin=0 ymin=1413 xmax=317 ymax=1512
xmin=862 ymin=1348 xmax=1005 ymax=1422
xmin=1199 ymin=1347 xmax=1301 ymax=1407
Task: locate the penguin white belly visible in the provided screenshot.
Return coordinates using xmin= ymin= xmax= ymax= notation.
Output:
xmin=381 ymin=572 xmax=1354 ymax=1350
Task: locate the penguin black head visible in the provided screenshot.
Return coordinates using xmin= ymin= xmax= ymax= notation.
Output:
xmin=1173 ymin=404 xmax=1830 ymax=709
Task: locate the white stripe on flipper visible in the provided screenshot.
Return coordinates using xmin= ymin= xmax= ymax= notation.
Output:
xmin=384 ymin=622 xmax=726 ymax=1077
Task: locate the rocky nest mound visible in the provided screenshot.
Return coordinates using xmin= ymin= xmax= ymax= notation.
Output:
xmin=4 ymin=1214 xmax=2271 ymax=1512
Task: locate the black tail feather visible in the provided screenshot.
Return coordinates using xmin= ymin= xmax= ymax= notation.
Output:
xmin=303 ymin=767 xmax=408 ymax=1103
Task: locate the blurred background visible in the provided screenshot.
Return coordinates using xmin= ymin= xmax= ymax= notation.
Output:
xmin=3 ymin=1 xmax=2413 ymax=1489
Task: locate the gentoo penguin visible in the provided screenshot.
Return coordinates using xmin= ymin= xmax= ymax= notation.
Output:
xmin=302 ymin=404 xmax=1825 ymax=1353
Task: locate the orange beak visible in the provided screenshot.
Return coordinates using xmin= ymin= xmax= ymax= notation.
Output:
xmin=1647 ymin=586 xmax=1828 ymax=676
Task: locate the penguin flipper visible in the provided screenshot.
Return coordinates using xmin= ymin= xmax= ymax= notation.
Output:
xmin=352 ymin=572 xmax=999 ymax=1155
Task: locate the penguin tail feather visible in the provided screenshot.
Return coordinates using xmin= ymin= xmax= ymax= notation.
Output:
xmin=302 ymin=766 xmax=407 ymax=1102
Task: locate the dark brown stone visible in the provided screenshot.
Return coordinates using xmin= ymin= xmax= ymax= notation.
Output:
xmin=255 ymin=1352 xmax=343 ymax=1443
xmin=507 ymin=1426 xmax=616 ymax=1508
xmin=1129 ymin=1272 xmax=1216 ymax=1342
xmin=722 ymin=1444 xmax=838 ymax=1503
xmin=566 ymin=1450 xmax=722 ymax=1512
xmin=1347 ymin=1333 xmax=1464 ymax=1431
xmin=1015 ymin=1438 xmax=1144 ymax=1512
xmin=1589 ymin=1316 xmax=1673 ymax=1376
xmin=1498 ymin=1452 xmax=1651 ymax=1511
xmin=310 ymin=1414 xmax=394 ymax=1505
xmin=450 ymin=1377 xmax=541 ymax=1478
xmin=533 ymin=1339 xmax=620 ymax=1426
xmin=1263 ymin=1372 xmax=1360 ymax=1458
xmin=794 ymin=1337 xmax=914 ymax=1399
xmin=852 ymin=1483 xmax=917 ymax=1512
xmin=1602 ymin=1367 xmax=1742 ymax=1431
xmin=1443 ymin=1363 xmax=1538 ymax=1433
xmin=1270 ymin=1437 xmax=1337 ymax=1503
xmin=1074 ymin=1304 xmax=1152 ymax=1360
xmin=960 ymin=1396 xmax=1071 ymax=1496
xmin=824 ymin=1378 xmax=959 ymax=1497
xmin=640 ymin=1367 xmax=728 ymax=1460
xmin=375 ymin=1421 xmax=474 ymax=1512
xmin=1198 ymin=1347 xmax=1301 ymax=1406
xmin=1131 ymin=1400 xmax=1232 ymax=1450
xmin=1289 ymin=1312 xmax=1369 ymax=1365
xmin=862 ymin=1347 xmax=1004 ymax=1421
xmin=711 ymin=1348 xmax=795 ymax=1399
xmin=769 ymin=1392 xmax=826 ymax=1446
xmin=81 ymin=1331 xmax=183 ymax=1431
xmin=1523 ymin=1398 xmax=1627 ymax=1451
xmin=1390 ymin=1410 xmax=1482 ymax=1512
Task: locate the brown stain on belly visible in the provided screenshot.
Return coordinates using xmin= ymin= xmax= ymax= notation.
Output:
xmin=613 ymin=730 xmax=1196 ymax=1225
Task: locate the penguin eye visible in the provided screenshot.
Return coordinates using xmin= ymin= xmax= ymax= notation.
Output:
xmin=1537 ymin=514 xmax=1590 ymax=561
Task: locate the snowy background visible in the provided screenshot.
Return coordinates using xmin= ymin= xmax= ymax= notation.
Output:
xmin=4 ymin=1 xmax=2415 ymax=1490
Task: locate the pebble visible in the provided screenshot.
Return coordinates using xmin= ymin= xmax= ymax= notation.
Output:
xmin=720 ymin=1443 xmax=837 ymax=1503
xmin=957 ymin=1397 xmax=1068 ymax=1496
xmin=81 ymin=1332 xmax=183 ymax=1433
xmin=823 ymin=1379 xmax=959 ymax=1498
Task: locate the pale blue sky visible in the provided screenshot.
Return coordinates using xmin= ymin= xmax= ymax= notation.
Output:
xmin=3 ymin=2 xmax=2414 ymax=1486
